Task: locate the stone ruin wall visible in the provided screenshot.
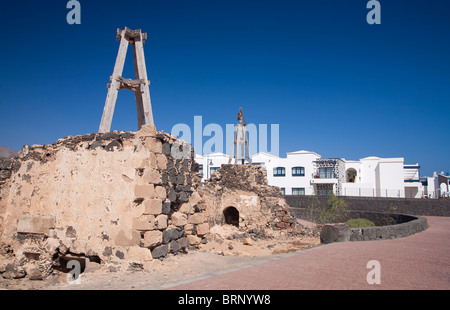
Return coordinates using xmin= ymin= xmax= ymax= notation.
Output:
xmin=0 ymin=125 xmax=208 ymax=278
xmin=0 ymin=126 xmax=315 ymax=280
xmin=199 ymin=164 xmax=306 ymax=234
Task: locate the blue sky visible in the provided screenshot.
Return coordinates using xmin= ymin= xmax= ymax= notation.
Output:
xmin=0 ymin=0 xmax=449 ymax=176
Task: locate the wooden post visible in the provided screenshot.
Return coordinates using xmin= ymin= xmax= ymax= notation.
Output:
xmin=98 ymin=27 xmax=154 ymax=133
xmin=99 ymin=29 xmax=129 ymax=133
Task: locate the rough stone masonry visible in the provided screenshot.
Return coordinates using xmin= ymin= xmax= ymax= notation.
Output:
xmin=0 ymin=125 xmax=315 ymax=281
xmin=199 ymin=164 xmax=311 ymax=234
xmin=0 ymin=125 xmax=207 ymax=279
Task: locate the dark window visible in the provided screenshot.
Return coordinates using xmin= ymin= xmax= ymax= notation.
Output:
xmin=292 ymin=188 xmax=305 ymax=195
xmin=273 ymin=167 xmax=286 ymax=177
xmin=292 ymin=166 xmax=305 ymax=177
xmin=319 ymin=167 xmax=335 ymax=179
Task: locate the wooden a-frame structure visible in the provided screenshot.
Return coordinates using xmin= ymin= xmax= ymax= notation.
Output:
xmin=99 ymin=27 xmax=154 ymax=133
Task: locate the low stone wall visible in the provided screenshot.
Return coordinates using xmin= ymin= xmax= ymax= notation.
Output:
xmin=285 ymin=195 xmax=450 ymax=217
xmin=301 ymin=208 xmax=429 ymax=243
xmin=349 ymin=215 xmax=428 ymax=241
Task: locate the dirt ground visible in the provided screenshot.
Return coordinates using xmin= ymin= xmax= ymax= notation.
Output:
xmin=0 ymin=224 xmax=320 ymax=290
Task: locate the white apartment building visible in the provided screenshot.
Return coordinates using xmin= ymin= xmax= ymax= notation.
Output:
xmin=421 ymin=172 xmax=450 ymax=198
xmin=195 ymin=151 xmax=424 ymax=198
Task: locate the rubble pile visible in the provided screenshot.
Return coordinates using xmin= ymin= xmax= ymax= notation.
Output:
xmin=199 ymin=164 xmax=317 ymax=237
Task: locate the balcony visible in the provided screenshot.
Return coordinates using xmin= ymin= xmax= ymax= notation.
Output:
xmin=311 ymin=172 xmax=338 ymax=184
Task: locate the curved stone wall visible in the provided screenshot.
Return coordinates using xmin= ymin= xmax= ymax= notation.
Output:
xmin=349 ymin=214 xmax=428 ymax=241
xmin=292 ymin=207 xmax=429 ymax=243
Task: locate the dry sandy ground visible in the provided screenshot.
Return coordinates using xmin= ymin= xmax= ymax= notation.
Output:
xmin=0 ymin=225 xmax=320 ymax=290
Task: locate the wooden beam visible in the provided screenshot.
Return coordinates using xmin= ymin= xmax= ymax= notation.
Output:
xmin=133 ymin=34 xmax=154 ymax=126
xmin=99 ymin=31 xmax=129 ymax=133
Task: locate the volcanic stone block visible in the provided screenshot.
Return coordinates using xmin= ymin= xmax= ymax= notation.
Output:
xmin=177 ymin=237 xmax=189 ymax=250
xmin=168 ymin=189 xmax=177 ymax=202
xmin=176 ymin=174 xmax=185 ymax=185
xmin=162 ymin=142 xmax=171 ymax=156
xmin=97 ymin=132 xmax=120 ymax=141
xmin=162 ymin=227 xmax=185 ymax=244
xmin=169 ymin=240 xmax=180 ymax=253
xmin=105 ymin=140 xmax=122 ymax=152
xmin=320 ymin=223 xmax=351 ymax=244
xmin=162 ymin=201 xmax=171 ymax=215
xmin=178 ymin=191 xmax=189 ymax=202
xmin=89 ymin=141 xmax=103 ymax=150
xmin=161 ymin=172 xmax=169 ymax=185
xmin=151 ymin=244 xmax=168 ymax=259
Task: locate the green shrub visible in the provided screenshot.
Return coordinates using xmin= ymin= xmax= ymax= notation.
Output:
xmin=316 ymin=193 xmax=349 ymax=224
xmin=346 ymin=218 xmax=376 ymax=228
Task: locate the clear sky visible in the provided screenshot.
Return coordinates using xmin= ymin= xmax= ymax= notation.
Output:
xmin=0 ymin=0 xmax=449 ymax=177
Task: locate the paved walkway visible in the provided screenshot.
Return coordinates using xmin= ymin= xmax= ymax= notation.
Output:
xmin=169 ymin=216 xmax=450 ymax=290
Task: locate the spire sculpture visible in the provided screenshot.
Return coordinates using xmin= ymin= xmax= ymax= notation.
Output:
xmin=228 ymin=107 xmax=252 ymax=164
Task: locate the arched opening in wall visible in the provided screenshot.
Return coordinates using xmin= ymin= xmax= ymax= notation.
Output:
xmin=223 ymin=207 xmax=239 ymax=227
xmin=346 ymin=168 xmax=357 ymax=183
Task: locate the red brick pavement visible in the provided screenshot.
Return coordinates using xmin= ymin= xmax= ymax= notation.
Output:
xmin=170 ymin=216 xmax=450 ymax=290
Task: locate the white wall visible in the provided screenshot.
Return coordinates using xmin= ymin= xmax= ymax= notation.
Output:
xmin=253 ymin=151 xmax=320 ymax=195
xmin=377 ymin=158 xmax=405 ymax=197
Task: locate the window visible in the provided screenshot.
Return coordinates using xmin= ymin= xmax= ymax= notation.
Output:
xmin=280 ymin=188 xmax=285 ymax=195
xmin=198 ymin=164 xmax=203 ymax=177
xmin=273 ymin=167 xmax=286 ymax=177
xmin=292 ymin=188 xmax=305 ymax=195
xmin=292 ymin=166 xmax=305 ymax=177
xmin=210 ymin=167 xmax=219 ymax=175
xmin=319 ymin=167 xmax=335 ymax=179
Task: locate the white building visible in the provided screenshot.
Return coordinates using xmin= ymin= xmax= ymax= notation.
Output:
xmin=421 ymin=172 xmax=450 ymax=198
xmin=194 ymin=151 xmax=424 ymax=198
